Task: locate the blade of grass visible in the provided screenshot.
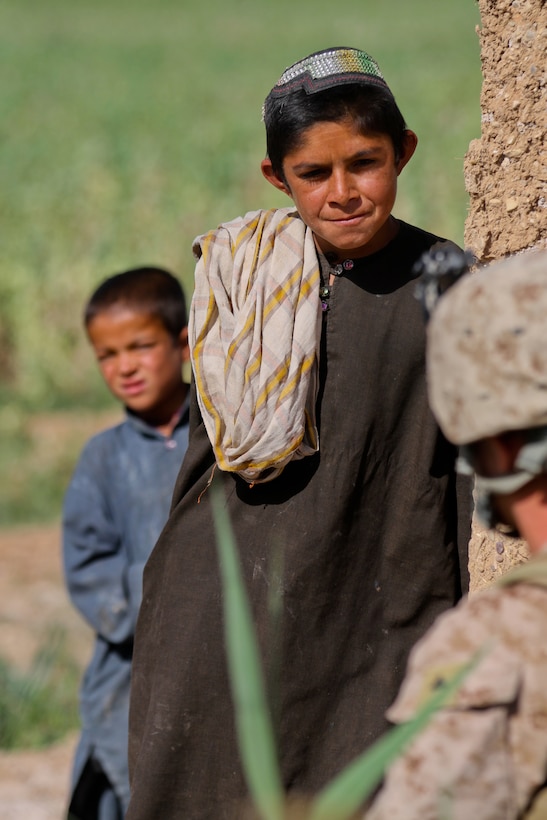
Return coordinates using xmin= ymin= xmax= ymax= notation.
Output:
xmin=0 ymin=626 xmax=80 ymax=750
xmin=210 ymin=478 xmax=285 ymax=820
xmin=309 ymin=649 xmax=487 ymax=820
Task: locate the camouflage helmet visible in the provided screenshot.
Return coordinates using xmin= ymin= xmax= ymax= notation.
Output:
xmin=426 ymin=250 xmax=547 ymax=446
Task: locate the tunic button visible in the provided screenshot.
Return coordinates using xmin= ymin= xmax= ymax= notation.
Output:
xmin=165 ymin=439 xmax=177 ymax=450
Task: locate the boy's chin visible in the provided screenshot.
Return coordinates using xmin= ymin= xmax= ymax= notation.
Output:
xmin=123 ymin=398 xmax=155 ymax=416
xmin=316 ymin=239 xmax=376 ymax=260
xmin=315 ymin=220 xmax=398 ymax=259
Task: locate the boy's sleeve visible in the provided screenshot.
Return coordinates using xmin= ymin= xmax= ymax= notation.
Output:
xmin=62 ymin=439 xmax=142 ymax=646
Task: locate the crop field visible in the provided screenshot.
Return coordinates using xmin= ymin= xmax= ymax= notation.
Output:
xmin=0 ymin=0 xmax=482 ymax=522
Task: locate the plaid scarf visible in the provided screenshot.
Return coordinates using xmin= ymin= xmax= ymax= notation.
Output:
xmin=189 ymin=207 xmax=321 ymax=484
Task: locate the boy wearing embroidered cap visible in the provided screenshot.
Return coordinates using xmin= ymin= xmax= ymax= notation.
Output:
xmin=367 ymin=249 xmax=547 ymax=820
xmin=127 ymin=48 xmax=472 ymax=819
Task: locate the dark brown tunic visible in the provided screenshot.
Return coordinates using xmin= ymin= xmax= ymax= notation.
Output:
xmin=127 ymin=221 xmax=472 ymax=819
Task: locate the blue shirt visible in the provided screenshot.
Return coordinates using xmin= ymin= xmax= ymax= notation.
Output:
xmin=62 ymin=403 xmax=189 ymax=811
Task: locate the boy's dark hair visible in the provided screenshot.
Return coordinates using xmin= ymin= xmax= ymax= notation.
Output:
xmin=263 ymin=84 xmax=408 ymax=179
xmin=84 ymin=267 xmax=187 ymax=339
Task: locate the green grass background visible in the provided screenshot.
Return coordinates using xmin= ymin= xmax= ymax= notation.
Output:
xmin=0 ymin=0 xmax=482 ymax=522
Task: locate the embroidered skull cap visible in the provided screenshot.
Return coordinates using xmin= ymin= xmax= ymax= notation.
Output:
xmin=268 ymin=46 xmax=392 ymax=99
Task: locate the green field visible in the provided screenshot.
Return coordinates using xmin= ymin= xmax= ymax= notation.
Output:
xmin=0 ymin=0 xmax=482 ymax=522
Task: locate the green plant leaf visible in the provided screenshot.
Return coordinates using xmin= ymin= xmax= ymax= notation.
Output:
xmin=210 ymin=478 xmax=285 ymax=820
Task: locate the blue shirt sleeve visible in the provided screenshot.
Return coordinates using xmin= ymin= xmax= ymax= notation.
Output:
xmin=62 ymin=436 xmax=143 ymax=646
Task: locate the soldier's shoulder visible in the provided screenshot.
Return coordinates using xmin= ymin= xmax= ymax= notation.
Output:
xmin=388 ymin=581 xmax=547 ymax=721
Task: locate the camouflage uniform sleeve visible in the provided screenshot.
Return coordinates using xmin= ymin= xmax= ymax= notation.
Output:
xmin=366 ymin=587 xmax=547 ymax=820
xmin=366 ymin=705 xmax=517 ymax=819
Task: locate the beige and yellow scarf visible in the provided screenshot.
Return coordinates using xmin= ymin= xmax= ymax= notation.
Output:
xmin=189 ymin=207 xmax=322 ymax=484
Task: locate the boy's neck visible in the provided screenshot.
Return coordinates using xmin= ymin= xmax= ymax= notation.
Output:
xmin=131 ymin=383 xmax=189 ymax=438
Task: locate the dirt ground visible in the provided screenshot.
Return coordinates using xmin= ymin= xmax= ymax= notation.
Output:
xmin=0 ymin=523 xmax=92 ymax=820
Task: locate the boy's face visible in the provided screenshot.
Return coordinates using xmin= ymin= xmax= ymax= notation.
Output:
xmin=261 ymin=118 xmax=416 ymax=259
xmin=87 ymin=308 xmax=189 ymax=426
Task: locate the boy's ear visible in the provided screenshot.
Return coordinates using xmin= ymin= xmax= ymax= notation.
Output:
xmin=396 ymin=130 xmax=418 ymax=175
xmin=178 ymin=326 xmax=190 ymax=362
xmin=472 ymin=432 xmax=524 ymax=477
xmin=261 ymin=158 xmax=292 ymax=197
xmin=496 ymin=430 xmax=528 ymax=473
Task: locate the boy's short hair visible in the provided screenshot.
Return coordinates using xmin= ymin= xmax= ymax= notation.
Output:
xmin=262 ymin=47 xmax=408 ymax=178
xmin=84 ymin=266 xmax=187 ymax=339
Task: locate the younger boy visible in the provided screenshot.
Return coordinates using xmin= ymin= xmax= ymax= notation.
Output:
xmin=63 ymin=266 xmax=190 ymax=820
xmin=127 ymin=49 xmax=472 ymax=818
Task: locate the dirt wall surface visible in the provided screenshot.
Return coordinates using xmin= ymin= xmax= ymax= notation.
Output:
xmin=464 ymin=0 xmax=546 ymax=590
xmin=464 ymin=0 xmax=546 ymax=262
